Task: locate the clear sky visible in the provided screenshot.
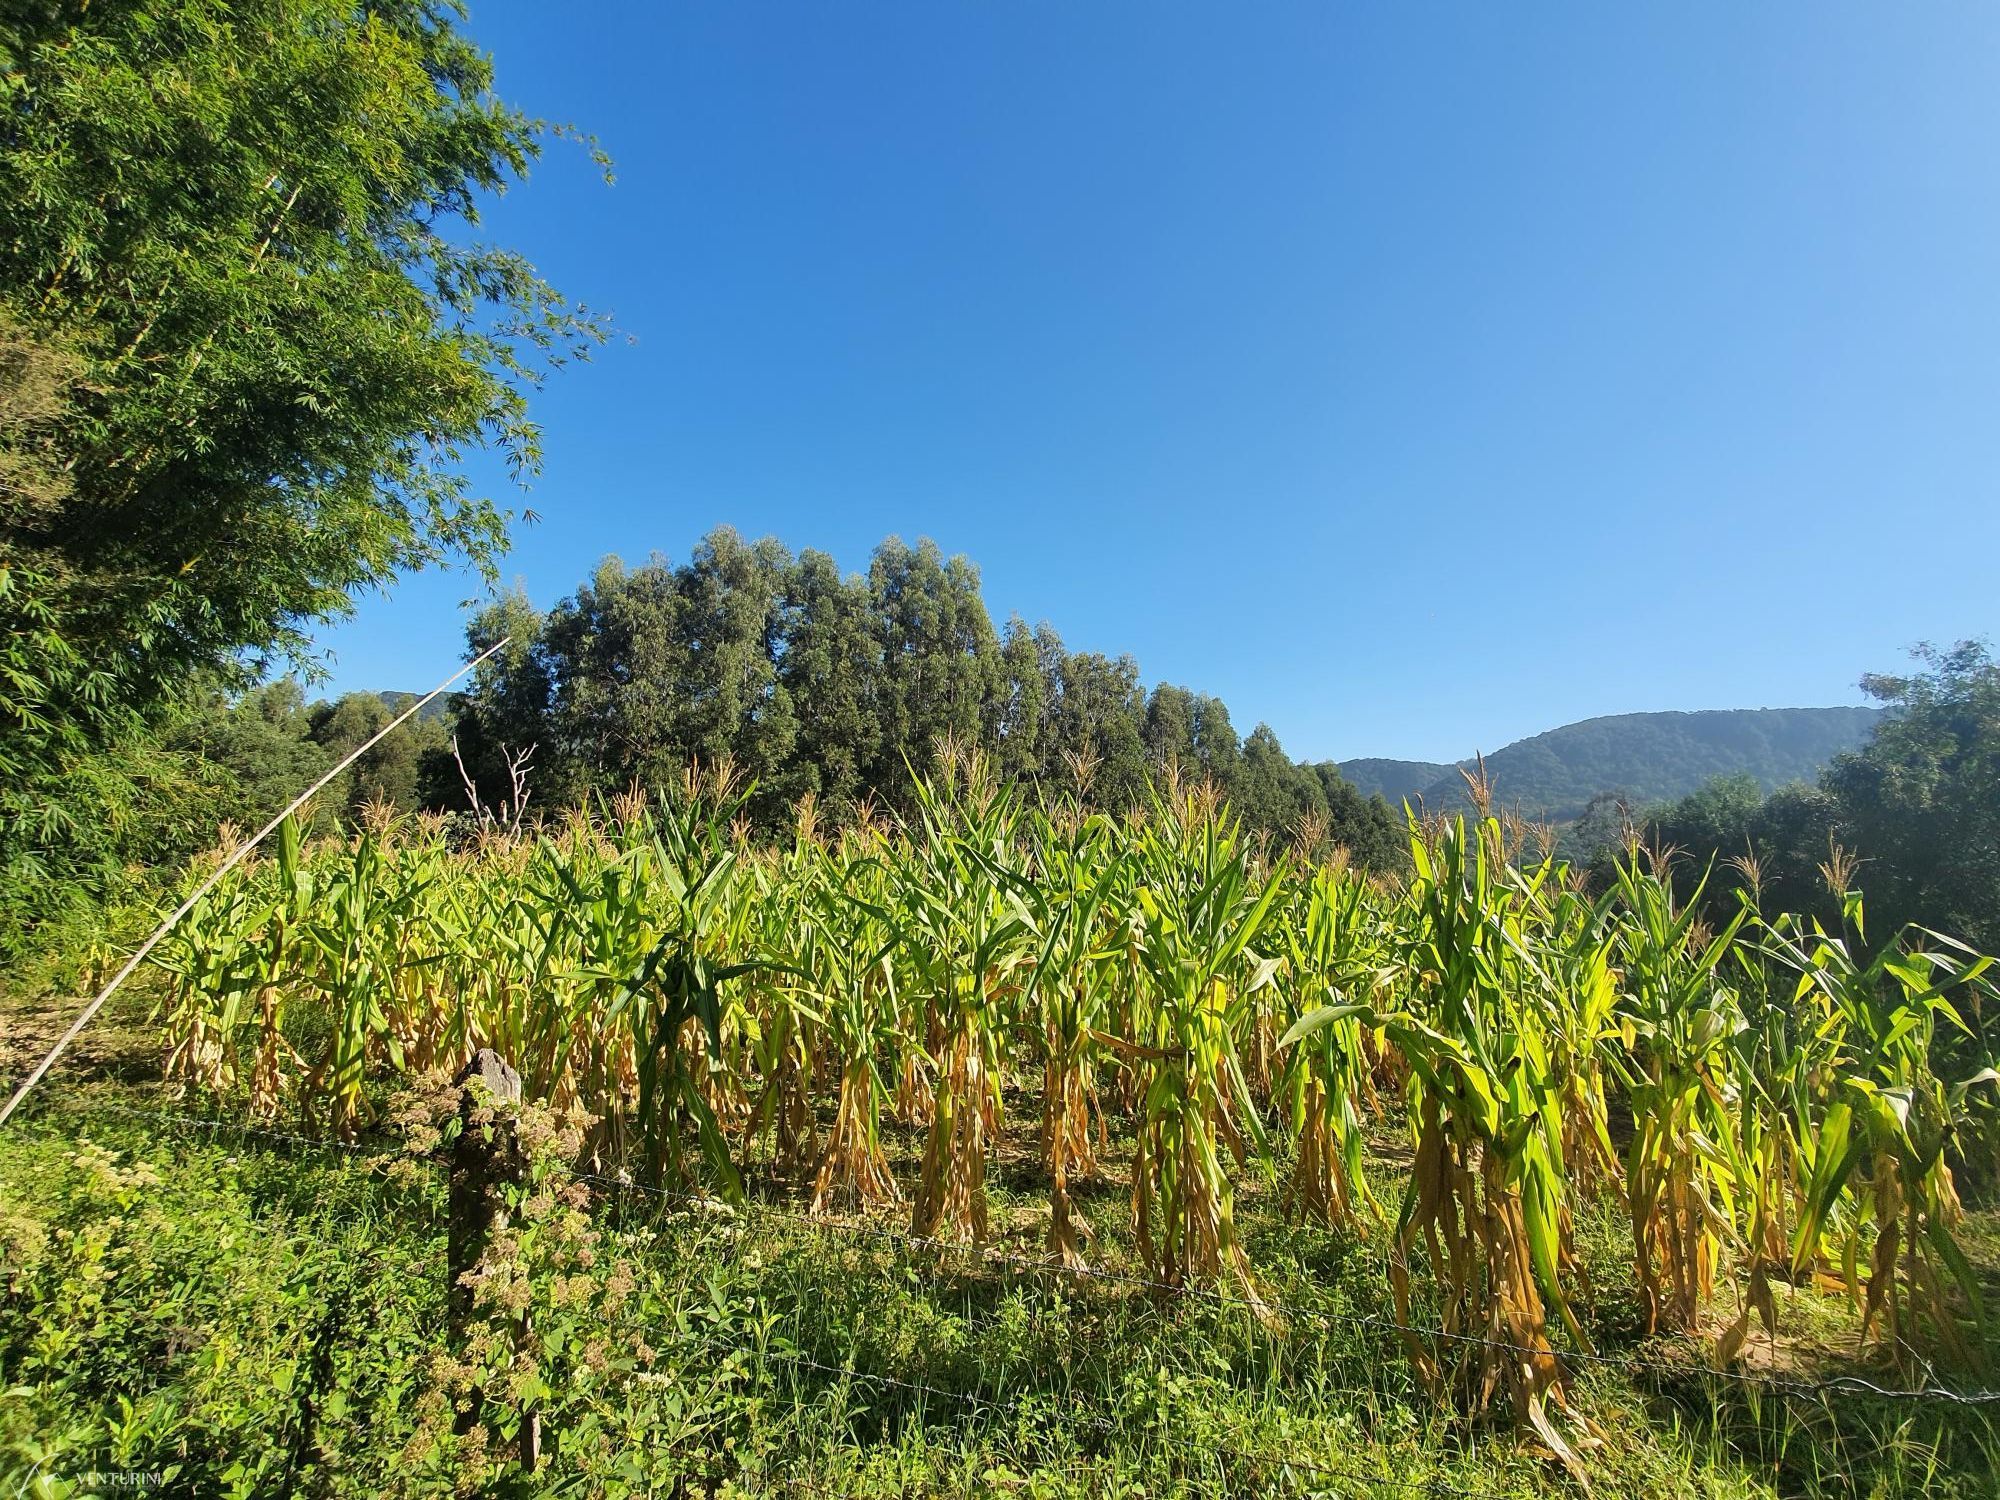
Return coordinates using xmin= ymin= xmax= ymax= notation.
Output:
xmin=312 ymin=1 xmax=2000 ymax=764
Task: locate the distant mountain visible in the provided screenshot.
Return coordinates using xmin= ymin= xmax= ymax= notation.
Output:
xmin=1339 ymin=758 xmax=1457 ymax=803
xmin=1340 ymin=707 xmax=1884 ymax=823
xmin=376 ymin=690 xmax=457 ymax=724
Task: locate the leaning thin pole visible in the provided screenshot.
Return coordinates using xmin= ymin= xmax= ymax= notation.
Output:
xmin=0 ymin=637 xmax=512 ymax=1128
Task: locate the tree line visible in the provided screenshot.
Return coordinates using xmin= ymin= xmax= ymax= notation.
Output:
xmin=203 ymin=527 xmax=1406 ymax=870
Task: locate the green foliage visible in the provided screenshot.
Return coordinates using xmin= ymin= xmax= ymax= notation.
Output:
xmin=431 ymin=586 xmax=552 ymax=817
xmin=0 ymin=1128 xmax=442 ymax=1497
xmin=1308 ymin=764 xmax=1409 ymax=873
xmin=1824 ymin=642 xmax=2000 ymax=951
xmin=308 ymin=693 xmax=450 ymax=822
xmin=186 ymin=683 xmax=335 ymax=832
xmin=160 ymin=679 xmax=446 ymax=840
xmin=1639 ymin=774 xmax=1841 ymax=923
xmin=0 ymin=669 xmax=454 ymax=968
xmin=10 ymin=1097 xmax=2000 ymax=1499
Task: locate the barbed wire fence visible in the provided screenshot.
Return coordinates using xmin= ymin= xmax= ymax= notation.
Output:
xmin=12 ymin=1094 xmax=1532 ymax=1499
xmin=36 ymin=1092 xmax=2000 ymax=1409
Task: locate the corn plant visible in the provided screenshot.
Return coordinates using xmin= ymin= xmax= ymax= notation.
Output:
xmin=1524 ymin=867 xmax=1623 ymax=1205
xmin=145 ymin=744 xmax=2000 ymax=1457
xmin=1125 ymin=785 xmax=1283 ymax=1302
xmin=799 ymin=851 xmax=906 ymax=1213
xmin=1770 ymin=892 xmax=1999 ymax=1370
xmin=1024 ymin=803 xmax=1129 ymax=1265
xmin=1277 ymin=865 xmax=1387 ymax=1232
xmin=156 ymin=822 xmax=306 ymax=1113
xmin=1705 ymin=884 xmax=1837 ymax=1361
xmin=615 ymin=790 xmax=758 ymax=1197
xmin=1302 ymin=813 xmax=1591 ymax=1471
xmin=1606 ymin=854 xmax=1751 ymax=1337
xmin=899 ymin=754 xmax=1035 ymax=1243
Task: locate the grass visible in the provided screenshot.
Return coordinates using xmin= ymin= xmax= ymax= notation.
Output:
xmin=6 ymin=982 xmax=2000 ymax=1498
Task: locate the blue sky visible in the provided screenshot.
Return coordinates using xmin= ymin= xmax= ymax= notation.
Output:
xmin=313 ymin=1 xmax=2000 ymax=764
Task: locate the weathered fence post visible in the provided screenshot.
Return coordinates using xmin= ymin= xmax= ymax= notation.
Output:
xmin=448 ymin=1048 xmax=541 ymax=1469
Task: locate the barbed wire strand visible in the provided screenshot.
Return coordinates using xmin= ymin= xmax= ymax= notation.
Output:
xmin=59 ymin=1097 xmax=394 ymax=1159
xmin=18 ymin=1101 xmax=1528 ymax=1498
xmin=615 ymin=1309 xmax=1526 ymax=1500
xmin=577 ymin=1164 xmax=2000 ymax=1409
xmin=46 ymin=1094 xmax=2000 ymax=1409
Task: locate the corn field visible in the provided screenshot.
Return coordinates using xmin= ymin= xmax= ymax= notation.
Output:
xmin=150 ymin=749 xmax=2000 ymax=1464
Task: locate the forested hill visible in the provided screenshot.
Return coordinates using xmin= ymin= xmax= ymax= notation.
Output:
xmin=376 ymin=691 xmax=454 ymax=724
xmin=1340 ymin=706 xmax=1884 ymax=821
xmin=1336 ymin=758 xmax=1457 ymax=803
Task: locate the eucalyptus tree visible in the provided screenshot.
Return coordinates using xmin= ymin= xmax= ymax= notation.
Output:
xmin=779 ymin=550 xmax=882 ymax=814
xmin=1046 ymin=650 xmax=1151 ymax=810
xmin=992 ymin=617 xmax=1053 ymax=786
xmin=538 ymin=558 xmax=691 ymax=797
xmin=670 ymin=529 xmax=800 ymax=812
xmin=865 ymin=538 xmax=1001 ymax=799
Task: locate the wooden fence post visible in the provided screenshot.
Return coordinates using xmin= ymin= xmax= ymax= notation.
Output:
xmin=448 ymin=1048 xmax=541 ymax=1470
